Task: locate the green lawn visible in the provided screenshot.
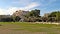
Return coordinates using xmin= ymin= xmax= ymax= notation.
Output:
xmin=0 ymin=22 xmax=60 ymax=34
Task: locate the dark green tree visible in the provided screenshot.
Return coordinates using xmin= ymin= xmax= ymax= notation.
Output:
xmin=48 ymin=11 xmax=60 ymax=22
xmin=24 ymin=9 xmax=41 ymax=22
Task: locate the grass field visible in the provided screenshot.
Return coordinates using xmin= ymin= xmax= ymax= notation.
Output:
xmin=0 ymin=22 xmax=60 ymax=34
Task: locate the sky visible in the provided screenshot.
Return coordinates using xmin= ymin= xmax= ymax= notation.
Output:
xmin=0 ymin=0 xmax=60 ymax=16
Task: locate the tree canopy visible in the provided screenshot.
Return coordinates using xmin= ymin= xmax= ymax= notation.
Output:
xmin=25 ymin=9 xmax=40 ymax=17
xmin=48 ymin=11 xmax=60 ymax=22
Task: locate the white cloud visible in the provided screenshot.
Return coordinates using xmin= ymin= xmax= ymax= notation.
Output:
xmin=0 ymin=7 xmax=18 ymax=15
xmin=0 ymin=8 xmax=8 ymax=15
xmin=7 ymin=7 xmax=19 ymax=15
xmin=9 ymin=2 xmax=40 ymax=14
xmin=0 ymin=2 xmax=40 ymax=15
xmin=0 ymin=9 xmax=5 ymax=15
xmin=23 ymin=2 xmax=40 ymax=10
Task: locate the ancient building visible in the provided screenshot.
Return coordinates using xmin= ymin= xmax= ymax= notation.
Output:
xmin=12 ymin=10 xmax=29 ymax=22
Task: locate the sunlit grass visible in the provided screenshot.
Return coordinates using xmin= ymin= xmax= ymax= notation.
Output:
xmin=0 ymin=22 xmax=60 ymax=34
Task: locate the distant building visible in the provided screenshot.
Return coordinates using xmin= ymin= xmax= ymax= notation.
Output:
xmin=44 ymin=13 xmax=50 ymax=17
xmin=13 ymin=10 xmax=29 ymax=17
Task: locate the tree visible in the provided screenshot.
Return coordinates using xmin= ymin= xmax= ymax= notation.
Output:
xmin=15 ymin=16 xmax=21 ymax=22
xmin=30 ymin=9 xmax=40 ymax=17
xmin=25 ymin=9 xmax=40 ymax=17
xmin=48 ymin=11 xmax=60 ymax=22
xmin=24 ymin=9 xmax=41 ymax=22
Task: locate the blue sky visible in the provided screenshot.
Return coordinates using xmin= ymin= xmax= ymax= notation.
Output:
xmin=0 ymin=0 xmax=60 ymax=16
